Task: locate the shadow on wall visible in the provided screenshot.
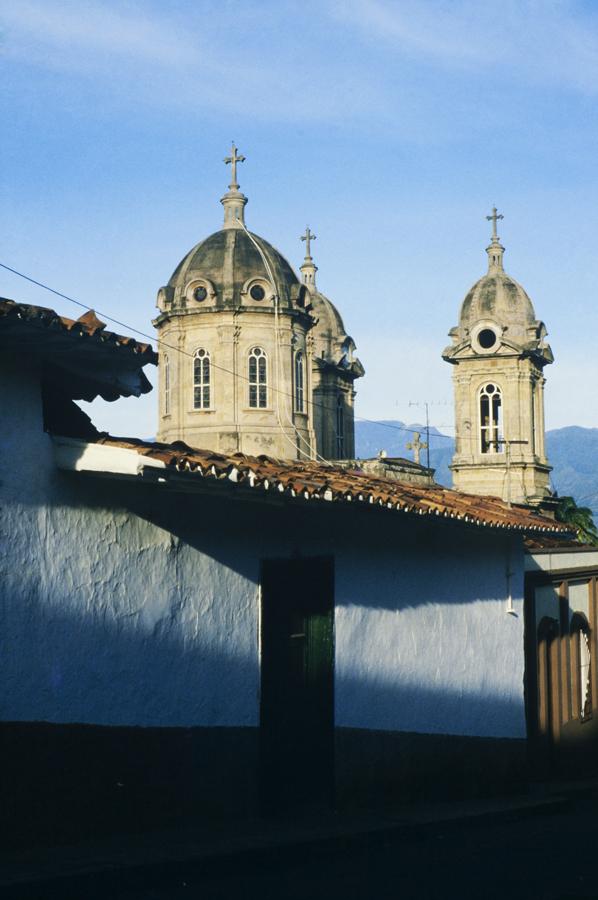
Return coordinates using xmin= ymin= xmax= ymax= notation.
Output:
xmin=1 ymin=444 xmax=532 ymax=846
xmin=30 ymin=460 xmax=520 ymax=615
xmin=1 ymin=595 xmax=531 ymax=848
xmin=1 ymin=597 xmax=260 ymax=848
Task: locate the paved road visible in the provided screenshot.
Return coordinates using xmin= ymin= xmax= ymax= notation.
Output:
xmin=114 ymin=794 xmax=597 ymax=900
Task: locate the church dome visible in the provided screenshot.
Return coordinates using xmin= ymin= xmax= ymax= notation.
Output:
xmin=156 ymin=144 xmax=308 ymax=315
xmin=444 ymin=208 xmax=552 ymax=365
xmin=310 ymin=288 xmax=347 ymax=354
xmin=459 ymin=271 xmax=537 ymax=338
xmin=164 ymin=228 xmax=305 ymax=311
xmin=298 ymin=228 xmax=365 ymax=378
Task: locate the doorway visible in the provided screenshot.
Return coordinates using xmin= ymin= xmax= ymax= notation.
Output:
xmin=259 ymin=556 xmax=334 ymax=814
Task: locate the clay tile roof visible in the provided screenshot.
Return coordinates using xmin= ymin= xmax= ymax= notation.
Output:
xmin=0 ymin=298 xmax=158 ymax=362
xmin=94 ymin=435 xmax=576 ymax=536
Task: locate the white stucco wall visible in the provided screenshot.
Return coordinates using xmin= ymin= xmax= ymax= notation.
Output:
xmin=0 ymin=356 xmax=526 ymax=739
xmin=333 ymin=533 xmax=526 ymax=739
xmin=0 ymin=358 xmax=260 ymax=728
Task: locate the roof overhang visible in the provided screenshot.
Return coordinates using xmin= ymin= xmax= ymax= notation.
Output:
xmin=52 ymin=435 xmax=577 ymax=538
xmin=0 ymin=298 xmax=157 ymax=401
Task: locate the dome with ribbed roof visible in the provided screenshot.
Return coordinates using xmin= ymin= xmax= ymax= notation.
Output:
xmin=444 ymin=215 xmax=552 ymax=364
xmin=162 ymin=228 xmax=305 ymax=311
xmin=458 ymin=271 xmax=537 ymax=343
xmin=298 ymin=233 xmax=364 ymax=378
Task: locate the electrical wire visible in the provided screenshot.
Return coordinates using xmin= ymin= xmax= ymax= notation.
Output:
xmin=0 ymin=260 xmax=455 ymax=443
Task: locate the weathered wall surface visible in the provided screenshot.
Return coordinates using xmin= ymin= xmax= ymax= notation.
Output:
xmin=0 ymin=356 xmax=527 ymax=835
xmin=334 ymin=526 xmax=526 ymax=740
xmin=1 ymin=356 xmax=525 ymax=737
xmin=1 ymin=358 xmax=261 ymax=729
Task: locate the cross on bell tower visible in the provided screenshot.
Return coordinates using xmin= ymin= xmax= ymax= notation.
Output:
xmin=485 ymin=206 xmax=505 ymax=273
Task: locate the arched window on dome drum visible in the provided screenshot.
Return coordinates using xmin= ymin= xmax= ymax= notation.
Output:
xmin=336 ymin=395 xmax=345 ymax=458
xmin=193 ymin=349 xmax=211 ymax=410
xmin=164 ymin=354 xmax=170 ymax=415
xmin=294 ymin=351 xmax=304 ymax=413
xmin=249 ymin=347 xmax=267 ymax=408
xmin=479 ymin=383 xmax=503 ymax=454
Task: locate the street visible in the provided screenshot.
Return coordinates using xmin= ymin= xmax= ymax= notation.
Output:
xmin=111 ymin=793 xmax=596 ymax=900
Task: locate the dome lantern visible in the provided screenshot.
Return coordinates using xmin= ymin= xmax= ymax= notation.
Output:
xmin=485 ymin=206 xmax=505 ymax=274
xmin=300 ymin=226 xmax=318 ymax=289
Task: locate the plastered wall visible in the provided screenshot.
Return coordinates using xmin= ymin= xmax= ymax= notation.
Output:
xmin=0 ymin=357 xmax=526 ymax=739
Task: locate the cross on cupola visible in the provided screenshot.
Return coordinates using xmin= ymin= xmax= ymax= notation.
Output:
xmin=221 ymin=142 xmax=248 ymax=229
xmin=301 ymin=226 xmax=316 ymax=259
xmin=224 ymin=142 xmax=245 ymax=191
xmin=300 ymin=226 xmax=318 ymax=289
xmin=406 ymin=432 xmax=428 ymax=465
xmin=485 ymin=206 xmax=505 ymax=273
xmin=486 ymin=206 xmax=504 ymax=241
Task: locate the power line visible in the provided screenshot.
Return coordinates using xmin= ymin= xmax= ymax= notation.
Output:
xmin=0 ymin=260 xmax=454 ymax=442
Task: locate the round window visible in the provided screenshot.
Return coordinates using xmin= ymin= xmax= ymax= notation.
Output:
xmin=477 ymin=328 xmax=497 ymax=350
xmin=250 ymin=284 xmax=265 ymax=301
xmin=194 ymin=286 xmax=208 ymax=302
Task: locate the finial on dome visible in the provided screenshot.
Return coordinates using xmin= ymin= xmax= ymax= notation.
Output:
xmin=300 ymin=226 xmax=318 ymax=289
xmin=485 ymin=206 xmax=505 ymax=273
xmin=221 ymin=142 xmax=248 ymax=229
xmin=486 ymin=206 xmax=503 ymax=241
xmin=486 ymin=206 xmax=505 ymax=274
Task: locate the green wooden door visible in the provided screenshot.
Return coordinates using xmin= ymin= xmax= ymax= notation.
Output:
xmin=259 ymin=557 xmax=334 ymax=814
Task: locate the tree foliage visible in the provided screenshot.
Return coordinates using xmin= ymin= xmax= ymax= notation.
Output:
xmin=553 ymin=495 xmax=598 ymax=546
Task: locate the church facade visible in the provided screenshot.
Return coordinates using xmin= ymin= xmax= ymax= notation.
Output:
xmin=443 ymin=209 xmax=553 ymax=505
xmin=154 ymin=145 xmax=363 ymax=461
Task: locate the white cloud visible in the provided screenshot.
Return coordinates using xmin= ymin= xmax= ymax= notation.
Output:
xmin=0 ymin=1 xmax=194 ymax=66
xmin=333 ymin=0 xmax=598 ymax=94
xmin=0 ymin=0 xmax=388 ymax=123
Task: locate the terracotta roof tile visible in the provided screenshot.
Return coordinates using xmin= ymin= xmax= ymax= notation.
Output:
xmin=95 ymin=435 xmax=575 ymax=536
xmin=0 ymin=298 xmax=158 ymax=362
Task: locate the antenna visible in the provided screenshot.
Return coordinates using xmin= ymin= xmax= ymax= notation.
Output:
xmin=497 ymin=439 xmax=529 ymax=506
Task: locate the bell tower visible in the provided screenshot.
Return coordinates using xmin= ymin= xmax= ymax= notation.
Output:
xmin=442 ymin=209 xmax=554 ymax=505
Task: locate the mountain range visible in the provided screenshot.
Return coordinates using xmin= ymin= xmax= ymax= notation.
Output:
xmin=355 ymin=421 xmax=598 ymax=519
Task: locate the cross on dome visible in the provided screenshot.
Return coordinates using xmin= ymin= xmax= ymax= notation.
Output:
xmin=221 ymin=143 xmax=248 ymax=229
xmin=486 ymin=206 xmax=504 ymax=242
xmin=224 ymin=142 xmax=246 ymax=191
xmin=301 ymin=226 xmax=316 ymax=260
xmin=299 ymin=226 xmax=318 ymax=288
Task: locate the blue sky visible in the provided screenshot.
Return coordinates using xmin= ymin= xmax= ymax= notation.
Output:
xmin=2 ymin=0 xmax=598 ymax=438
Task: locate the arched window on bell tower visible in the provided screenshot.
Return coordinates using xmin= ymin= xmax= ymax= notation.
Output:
xmin=479 ymin=383 xmax=503 ymax=454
